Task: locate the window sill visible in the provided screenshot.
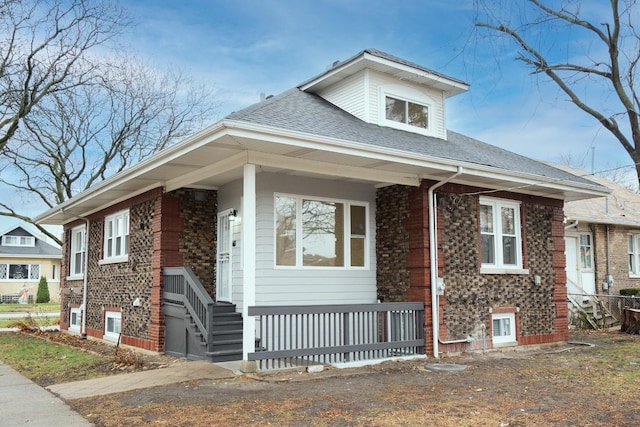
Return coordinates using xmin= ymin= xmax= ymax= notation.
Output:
xmin=99 ymin=255 xmax=129 ymax=265
xmin=481 ymin=267 xmax=529 ymax=275
xmin=66 ymin=275 xmax=84 ymax=281
xmin=492 ymin=341 xmax=518 ymax=348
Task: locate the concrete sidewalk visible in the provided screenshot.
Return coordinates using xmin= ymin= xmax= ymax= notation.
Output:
xmin=47 ymin=360 xmax=237 ymax=400
xmin=0 ymin=360 xmax=92 ymax=426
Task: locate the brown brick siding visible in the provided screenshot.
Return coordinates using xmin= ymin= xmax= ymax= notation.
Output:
xmin=375 ymin=185 xmax=411 ymax=302
xmin=174 ymin=189 xmax=218 ymax=298
xmin=58 ymin=187 xmax=218 ymax=354
xmin=593 ymin=224 xmax=640 ymax=294
xmin=376 ymin=181 xmax=568 ymax=355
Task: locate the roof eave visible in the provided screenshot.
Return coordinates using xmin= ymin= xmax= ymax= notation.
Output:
xmin=299 ymin=50 xmax=469 ymax=97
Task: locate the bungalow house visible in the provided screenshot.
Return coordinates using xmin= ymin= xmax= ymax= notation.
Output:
xmin=561 ymin=165 xmax=640 ymax=326
xmin=0 ymin=225 xmax=61 ymax=303
xmin=34 ymin=49 xmax=608 ymax=370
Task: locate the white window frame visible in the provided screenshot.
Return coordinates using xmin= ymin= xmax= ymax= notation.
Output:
xmin=379 ymin=84 xmax=435 ymax=136
xmin=101 ymin=210 xmax=129 ymax=264
xmin=274 ymin=193 xmax=369 ymax=269
xmin=103 ymin=311 xmax=121 ymax=341
xmin=2 ymin=235 xmax=35 ymax=247
xmin=479 ymin=197 xmax=524 ymax=273
xmin=492 ymin=312 xmax=517 ymax=345
xmin=628 ymin=233 xmax=640 ymax=277
xmin=69 ymin=225 xmax=86 ymax=278
xmin=69 ymin=307 xmax=81 ymax=333
xmin=0 ymin=263 xmax=41 ymax=281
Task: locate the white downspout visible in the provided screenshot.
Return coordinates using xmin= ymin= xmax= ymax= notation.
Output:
xmin=81 ymin=217 xmax=89 ymax=339
xmin=428 ymin=166 xmax=463 ymax=358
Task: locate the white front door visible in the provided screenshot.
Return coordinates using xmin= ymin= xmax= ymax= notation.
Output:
xmin=578 ymin=233 xmax=596 ymax=294
xmin=565 ymin=233 xmax=596 ymax=296
xmin=216 ymin=210 xmax=233 ymax=302
xmin=565 ymin=236 xmax=581 ymax=296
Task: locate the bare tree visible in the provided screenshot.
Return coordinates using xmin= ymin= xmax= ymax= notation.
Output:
xmin=475 ymin=0 xmax=640 ymax=187
xmin=0 ymin=56 xmax=217 ymax=244
xmin=0 ymin=0 xmax=128 ymax=152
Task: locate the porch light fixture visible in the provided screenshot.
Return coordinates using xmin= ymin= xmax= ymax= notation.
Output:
xmin=229 ymin=209 xmax=238 ymax=221
xmin=194 ymin=190 xmax=207 ymax=202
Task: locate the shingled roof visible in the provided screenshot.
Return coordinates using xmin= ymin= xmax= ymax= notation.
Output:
xmin=227 ymin=88 xmax=600 ymax=189
xmin=0 ymin=225 xmax=61 ymax=258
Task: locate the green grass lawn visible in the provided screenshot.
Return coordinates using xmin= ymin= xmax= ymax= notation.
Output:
xmin=0 ymin=333 xmax=110 ymax=385
xmin=0 ymin=302 xmax=60 ymax=313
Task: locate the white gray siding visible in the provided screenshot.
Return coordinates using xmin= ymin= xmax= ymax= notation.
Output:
xmin=317 ymin=70 xmax=367 ymax=121
xmin=220 ymin=172 xmax=377 ymax=311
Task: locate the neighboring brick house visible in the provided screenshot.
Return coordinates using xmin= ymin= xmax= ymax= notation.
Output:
xmin=35 ymin=49 xmax=608 ymax=367
xmin=562 ymin=166 xmax=640 ymax=299
xmin=0 ymin=225 xmax=61 ymax=303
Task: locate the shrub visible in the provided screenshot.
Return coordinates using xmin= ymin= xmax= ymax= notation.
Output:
xmin=620 ymin=288 xmax=640 ymax=297
xmin=36 ymin=277 xmax=50 ymax=303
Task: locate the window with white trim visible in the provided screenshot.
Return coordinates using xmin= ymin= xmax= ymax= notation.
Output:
xmin=492 ymin=312 xmax=516 ymax=344
xmin=103 ymin=210 xmax=129 ymax=261
xmin=480 ymin=197 xmax=522 ymax=269
xmin=2 ymin=235 xmax=35 ymax=247
xmin=379 ymin=85 xmax=434 ymax=136
xmin=103 ymin=311 xmax=121 ymax=341
xmin=70 ymin=226 xmax=86 ymax=277
xmin=0 ymin=263 xmax=40 ymax=280
xmin=628 ymin=234 xmax=640 ymax=276
xmin=385 ymin=96 xmax=429 ymax=129
xmin=275 ymin=194 xmax=368 ymax=268
xmin=69 ymin=307 xmax=81 ymax=333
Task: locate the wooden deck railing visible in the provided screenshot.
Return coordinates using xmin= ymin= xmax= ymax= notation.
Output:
xmin=248 ymin=302 xmax=425 ymax=369
xmin=163 ymin=267 xmax=215 ymax=352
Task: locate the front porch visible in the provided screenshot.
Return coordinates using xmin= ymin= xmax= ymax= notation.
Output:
xmin=162 ymin=267 xmax=425 ymax=368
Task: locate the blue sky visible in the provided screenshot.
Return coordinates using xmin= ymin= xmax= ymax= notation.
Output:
xmin=122 ymin=0 xmax=624 ymax=170
xmin=2 ymin=0 xmax=633 ymax=233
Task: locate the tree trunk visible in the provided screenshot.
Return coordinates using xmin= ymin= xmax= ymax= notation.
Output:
xmin=621 ymin=307 xmax=640 ymax=334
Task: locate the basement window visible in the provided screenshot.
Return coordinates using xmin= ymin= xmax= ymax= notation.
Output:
xmin=69 ymin=307 xmax=81 ymax=333
xmin=492 ymin=312 xmax=516 ymax=345
xmin=103 ymin=311 xmax=121 ymax=341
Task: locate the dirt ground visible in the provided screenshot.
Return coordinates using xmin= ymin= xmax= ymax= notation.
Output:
xmin=35 ymin=328 xmax=637 ymax=427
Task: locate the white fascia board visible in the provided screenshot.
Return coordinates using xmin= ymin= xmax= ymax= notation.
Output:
xmin=224 ymin=120 xmax=610 ymax=198
xmin=359 ymin=52 xmax=469 ymax=95
xmin=300 ymin=51 xmax=468 ymax=95
xmin=0 ymin=254 xmax=61 ymax=259
xmin=565 ymin=215 xmax=640 ymax=227
xmin=34 ymin=122 xmax=231 ymax=224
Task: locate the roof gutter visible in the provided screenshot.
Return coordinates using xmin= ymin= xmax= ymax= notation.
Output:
xmin=428 ymin=166 xmax=463 ymax=358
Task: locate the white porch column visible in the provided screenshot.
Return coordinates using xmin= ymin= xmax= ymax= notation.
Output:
xmin=241 ymin=163 xmax=257 ymax=372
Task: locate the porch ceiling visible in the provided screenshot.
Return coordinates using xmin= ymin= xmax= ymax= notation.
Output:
xmin=35 ymin=121 xmax=609 ymax=225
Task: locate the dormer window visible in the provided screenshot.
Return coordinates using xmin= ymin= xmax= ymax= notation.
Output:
xmin=379 ymin=84 xmax=435 ymax=136
xmin=385 ymin=96 xmax=429 ymax=129
xmin=2 ymin=235 xmax=35 ymax=247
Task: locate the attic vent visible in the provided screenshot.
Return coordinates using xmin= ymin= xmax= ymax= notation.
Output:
xmin=259 ymin=93 xmax=274 ymax=101
xmin=327 ymin=60 xmax=340 ymax=70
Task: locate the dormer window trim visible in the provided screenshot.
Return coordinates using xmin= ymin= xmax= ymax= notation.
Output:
xmin=2 ymin=235 xmax=35 ymax=247
xmin=379 ymin=84 xmax=435 ymax=136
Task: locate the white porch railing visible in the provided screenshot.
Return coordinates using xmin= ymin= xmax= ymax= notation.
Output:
xmin=248 ymin=302 xmax=425 ymax=369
